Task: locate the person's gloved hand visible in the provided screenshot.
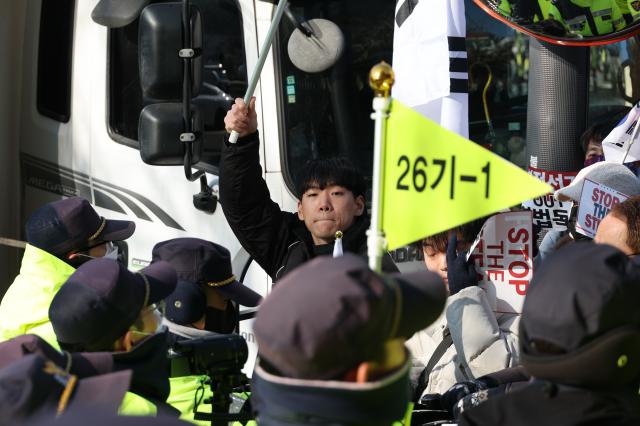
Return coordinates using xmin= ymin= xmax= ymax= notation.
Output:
xmin=439 ymin=378 xmax=491 ymax=415
xmin=446 ymin=234 xmax=478 ymax=295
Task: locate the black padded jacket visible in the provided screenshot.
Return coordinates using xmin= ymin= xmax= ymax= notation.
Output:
xmin=219 ymin=132 xmax=398 ymax=282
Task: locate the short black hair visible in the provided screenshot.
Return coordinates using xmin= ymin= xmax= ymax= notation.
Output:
xmin=417 ymin=217 xmax=487 ymax=253
xmin=296 ymin=157 xmax=367 ymax=199
xmin=579 ymin=122 xmax=613 ymax=154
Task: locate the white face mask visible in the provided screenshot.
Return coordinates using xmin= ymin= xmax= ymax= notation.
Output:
xmin=103 ymin=241 xmax=119 ymax=260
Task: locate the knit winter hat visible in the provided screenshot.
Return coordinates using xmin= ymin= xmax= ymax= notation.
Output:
xmin=554 ymin=161 xmax=640 ymax=202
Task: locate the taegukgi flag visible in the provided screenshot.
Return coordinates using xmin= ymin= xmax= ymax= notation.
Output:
xmin=602 ymin=101 xmax=640 ymax=164
xmin=392 ymin=0 xmax=468 ymax=138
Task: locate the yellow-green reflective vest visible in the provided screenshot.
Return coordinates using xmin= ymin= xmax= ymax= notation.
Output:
xmin=168 ymin=375 xmax=255 ymax=426
xmin=565 ymin=0 xmax=625 ymax=35
xmin=118 ymin=392 xmax=158 ymax=416
xmin=0 ymin=244 xmax=75 ymax=348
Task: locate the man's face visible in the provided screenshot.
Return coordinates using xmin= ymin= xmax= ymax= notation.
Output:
xmin=595 ymin=214 xmax=634 ymax=255
xmin=297 ymin=185 xmax=365 ymax=245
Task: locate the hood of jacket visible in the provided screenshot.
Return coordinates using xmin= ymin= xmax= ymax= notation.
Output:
xmin=251 ymin=358 xmax=411 ymax=426
xmin=291 ymin=212 xmax=370 ymax=256
xmin=277 ymin=213 xmax=397 ymax=282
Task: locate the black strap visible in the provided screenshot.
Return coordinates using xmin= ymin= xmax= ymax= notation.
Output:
xmin=414 ymin=328 xmax=453 ymax=401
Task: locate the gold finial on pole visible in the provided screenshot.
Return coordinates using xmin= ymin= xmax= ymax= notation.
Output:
xmin=369 ymin=61 xmax=395 ymax=98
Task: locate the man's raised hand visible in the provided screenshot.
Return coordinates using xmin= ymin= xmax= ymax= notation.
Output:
xmin=224 ymin=97 xmax=257 ymax=138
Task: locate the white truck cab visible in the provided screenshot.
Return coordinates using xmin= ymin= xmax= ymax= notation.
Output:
xmin=1 ymin=0 xmax=636 ymax=370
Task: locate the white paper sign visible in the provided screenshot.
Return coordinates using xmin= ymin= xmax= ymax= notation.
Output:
xmin=575 ymin=178 xmax=629 ymax=239
xmin=522 ymin=195 xmax=572 ymax=231
xmin=522 ymin=167 xmax=576 ymax=231
xmin=468 ymin=211 xmax=533 ymax=314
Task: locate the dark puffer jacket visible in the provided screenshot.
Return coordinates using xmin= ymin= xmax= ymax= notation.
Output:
xmin=458 ymin=380 xmax=640 ymax=426
xmin=219 ymin=132 xmax=397 ymax=282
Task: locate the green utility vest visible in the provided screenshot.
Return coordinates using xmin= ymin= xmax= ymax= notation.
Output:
xmin=169 ymin=375 xmax=211 ymax=425
xmin=0 ymin=244 xmax=75 ymax=348
xmin=497 ymin=0 xmax=626 ymax=35
xmin=537 ymin=0 xmax=565 ymax=22
xmin=627 ymin=0 xmax=640 ymax=19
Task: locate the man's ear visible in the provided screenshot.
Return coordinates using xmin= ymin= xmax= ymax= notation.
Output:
xmin=354 ymin=195 xmax=365 ymax=216
xmin=297 ymin=200 xmax=305 ymax=221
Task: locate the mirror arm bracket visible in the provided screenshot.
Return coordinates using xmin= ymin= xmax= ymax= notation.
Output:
xmin=180 ymin=0 xmax=204 ymax=183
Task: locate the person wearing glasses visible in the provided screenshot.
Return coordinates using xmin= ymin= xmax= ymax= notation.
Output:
xmin=48 ymin=257 xmax=178 ymax=417
xmin=0 ymin=197 xmax=135 ymax=347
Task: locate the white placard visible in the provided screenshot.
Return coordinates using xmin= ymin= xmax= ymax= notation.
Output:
xmin=575 ymin=178 xmax=629 ymax=239
xmin=468 ymin=211 xmax=533 ymax=314
xmin=522 ymin=167 xmax=576 ymax=231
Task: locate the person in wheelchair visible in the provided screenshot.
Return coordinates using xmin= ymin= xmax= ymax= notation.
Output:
xmin=456 ymin=243 xmax=640 ymax=425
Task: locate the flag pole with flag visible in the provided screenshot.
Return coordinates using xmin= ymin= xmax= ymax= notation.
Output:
xmin=393 ymin=0 xmax=468 ymax=137
xmin=366 ymin=67 xmax=552 ymax=258
xmin=367 ymin=63 xmax=395 ymax=272
xmin=366 ymin=1 xmax=552 ymax=267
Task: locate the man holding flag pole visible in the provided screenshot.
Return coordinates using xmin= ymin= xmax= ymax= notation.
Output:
xmin=219 ymin=4 xmax=400 ymax=284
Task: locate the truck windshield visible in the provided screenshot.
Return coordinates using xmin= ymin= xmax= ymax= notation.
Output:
xmin=278 ymin=0 xmax=636 ymax=197
xmin=276 ymin=0 xmax=394 ymax=197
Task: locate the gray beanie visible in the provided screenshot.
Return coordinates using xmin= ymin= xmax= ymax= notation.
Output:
xmin=554 ymin=161 xmax=640 ymax=202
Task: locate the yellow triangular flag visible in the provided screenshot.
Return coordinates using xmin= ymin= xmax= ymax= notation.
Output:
xmin=382 ymin=100 xmax=552 ymax=250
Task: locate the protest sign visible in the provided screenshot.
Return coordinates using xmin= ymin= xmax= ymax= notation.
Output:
xmin=575 ymin=178 xmax=629 ymax=238
xmin=382 ymin=100 xmax=552 ymax=250
xmin=467 ymin=211 xmax=533 ymax=314
xmin=522 ymin=167 xmax=576 ymax=231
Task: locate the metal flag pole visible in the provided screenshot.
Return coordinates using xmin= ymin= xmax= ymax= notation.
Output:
xmin=367 ymin=62 xmax=395 ymax=272
xmin=229 ymin=0 xmax=289 ymax=143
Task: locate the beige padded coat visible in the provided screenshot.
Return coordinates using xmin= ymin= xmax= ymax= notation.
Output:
xmin=406 ymin=286 xmax=520 ymax=396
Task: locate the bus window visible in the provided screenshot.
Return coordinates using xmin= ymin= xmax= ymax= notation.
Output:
xmin=108 ymin=0 xmax=247 ymax=174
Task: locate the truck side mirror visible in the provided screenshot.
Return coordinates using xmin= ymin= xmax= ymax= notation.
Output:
xmin=138 ymin=2 xmax=202 ymax=99
xmin=139 ymin=103 xmax=203 ymax=166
